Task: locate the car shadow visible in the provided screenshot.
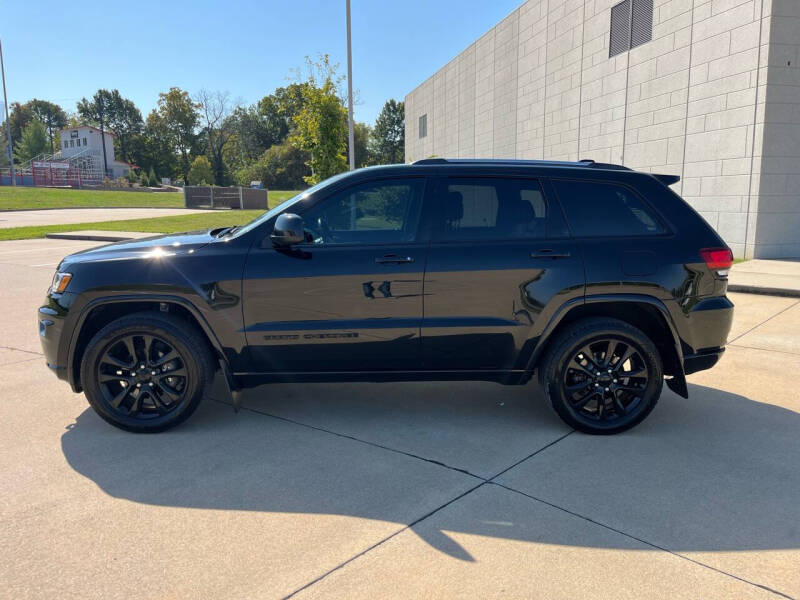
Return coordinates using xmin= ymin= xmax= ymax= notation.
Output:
xmin=61 ymin=380 xmax=800 ymax=561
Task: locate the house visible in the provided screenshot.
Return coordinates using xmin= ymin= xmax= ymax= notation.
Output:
xmin=59 ymin=125 xmax=131 ymax=179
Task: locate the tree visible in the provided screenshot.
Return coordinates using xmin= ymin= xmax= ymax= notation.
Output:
xmin=290 ymin=55 xmax=348 ymax=184
xmin=148 ymin=166 xmax=159 ymax=187
xmin=188 ymin=155 xmax=213 ymax=185
xmin=28 ymin=99 xmax=67 ymax=154
xmin=155 ymin=88 xmax=199 ymax=184
xmin=0 ymin=131 xmax=8 ymax=167
xmin=137 ymin=109 xmax=177 ymax=181
xmin=351 ymin=121 xmax=372 ymax=168
xmin=6 ymin=102 xmax=32 ymax=151
xmin=77 ymin=90 xmax=114 ymax=175
xmin=369 ymin=99 xmax=405 ymax=165
xmin=14 ymin=119 xmax=48 ymax=162
xmin=195 ymin=89 xmax=235 ymax=185
xmin=234 ymin=142 xmax=310 ymax=189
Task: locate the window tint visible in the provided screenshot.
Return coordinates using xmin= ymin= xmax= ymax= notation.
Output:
xmin=302 ymin=179 xmax=424 ymax=245
xmin=553 ymin=179 xmax=665 ymax=237
xmin=435 ymin=178 xmax=547 ymax=241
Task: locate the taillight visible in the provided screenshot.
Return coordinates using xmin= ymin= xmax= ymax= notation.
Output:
xmin=700 ymin=247 xmax=733 ymax=276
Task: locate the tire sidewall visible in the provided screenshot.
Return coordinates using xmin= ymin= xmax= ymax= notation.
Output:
xmin=545 ymin=323 xmax=663 ymax=434
xmin=81 ymin=318 xmax=207 ymax=432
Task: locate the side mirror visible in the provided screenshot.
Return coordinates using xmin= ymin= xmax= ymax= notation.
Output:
xmin=270 ymin=213 xmax=305 ymax=246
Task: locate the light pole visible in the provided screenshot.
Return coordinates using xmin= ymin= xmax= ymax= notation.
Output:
xmin=346 ymin=0 xmax=355 ymax=170
xmin=0 ymin=38 xmax=15 ymax=185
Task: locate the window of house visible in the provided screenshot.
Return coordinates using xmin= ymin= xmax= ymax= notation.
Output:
xmin=69 ymin=140 xmax=74 ymax=147
xmin=609 ymin=0 xmax=653 ymax=57
xmin=435 ymin=178 xmax=548 ymax=241
xmin=553 ymin=179 xmax=665 ymax=237
xmin=83 ymin=138 xmax=87 ymax=146
xmin=419 ymin=114 xmax=427 ymax=139
xmin=64 ymin=141 xmax=68 ymax=149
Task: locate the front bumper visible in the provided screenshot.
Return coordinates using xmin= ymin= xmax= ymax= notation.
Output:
xmin=38 ymin=292 xmax=76 ymax=383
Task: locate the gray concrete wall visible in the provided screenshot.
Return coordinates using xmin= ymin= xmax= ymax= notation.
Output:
xmin=405 ymin=0 xmax=799 ymax=258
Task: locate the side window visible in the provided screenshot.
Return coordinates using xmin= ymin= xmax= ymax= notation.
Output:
xmin=435 ymin=178 xmax=547 ymax=241
xmin=302 ymin=178 xmax=424 ymax=245
xmin=553 ymin=179 xmax=665 ymax=237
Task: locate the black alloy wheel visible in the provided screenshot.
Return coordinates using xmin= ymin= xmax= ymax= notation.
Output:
xmin=562 ymin=338 xmax=648 ymax=422
xmin=540 ymin=317 xmax=663 ymax=434
xmin=97 ymin=333 xmax=188 ymax=419
xmin=81 ymin=312 xmax=214 ymax=432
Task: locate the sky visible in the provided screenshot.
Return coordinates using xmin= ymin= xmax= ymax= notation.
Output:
xmin=1 ymin=0 xmax=521 ymax=126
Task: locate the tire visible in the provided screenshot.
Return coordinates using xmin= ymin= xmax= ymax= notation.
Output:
xmin=80 ymin=311 xmax=215 ymax=433
xmin=538 ymin=317 xmax=663 ymax=435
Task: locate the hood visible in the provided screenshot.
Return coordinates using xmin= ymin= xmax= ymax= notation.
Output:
xmin=60 ymin=228 xmax=220 ymax=266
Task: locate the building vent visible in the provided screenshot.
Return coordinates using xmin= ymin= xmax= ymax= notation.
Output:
xmin=631 ymin=0 xmax=653 ymax=48
xmin=419 ymin=114 xmax=427 ymax=139
xmin=609 ymin=0 xmax=652 ymax=57
xmin=609 ymin=0 xmax=631 ymax=57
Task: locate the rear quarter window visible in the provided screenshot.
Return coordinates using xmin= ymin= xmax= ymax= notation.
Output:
xmin=553 ymin=179 xmax=665 ymax=237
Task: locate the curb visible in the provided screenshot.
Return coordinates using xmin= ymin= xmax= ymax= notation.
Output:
xmin=45 ymin=232 xmax=148 ymax=242
xmin=728 ymin=284 xmax=800 ymax=299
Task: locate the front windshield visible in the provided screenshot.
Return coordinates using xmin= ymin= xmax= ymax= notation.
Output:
xmin=231 ymin=171 xmax=353 ymax=238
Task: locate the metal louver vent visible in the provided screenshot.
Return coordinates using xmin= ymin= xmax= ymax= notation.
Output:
xmin=609 ymin=0 xmax=631 ymax=58
xmin=631 ymin=0 xmax=653 ymax=48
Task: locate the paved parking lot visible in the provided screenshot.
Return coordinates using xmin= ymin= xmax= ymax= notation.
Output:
xmin=1 ymin=238 xmax=798 ymax=599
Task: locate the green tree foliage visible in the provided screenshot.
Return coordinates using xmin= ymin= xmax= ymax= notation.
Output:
xmin=28 ymin=99 xmax=67 ymax=154
xmin=234 ymin=142 xmax=310 ymax=189
xmin=188 ymin=155 xmax=214 ymax=185
xmin=14 ymin=119 xmax=48 ymax=162
xmin=0 ymin=132 xmax=9 ymax=167
xmin=351 ymin=121 xmax=372 ymax=168
xmin=290 ymin=55 xmax=348 ymax=185
xmin=6 ymin=102 xmax=32 ymax=151
xmin=369 ymin=99 xmax=405 ymax=165
xmin=154 ymin=88 xmax=200 ymax=184
xmin=148 ymin=166 xmax=159 ymax=187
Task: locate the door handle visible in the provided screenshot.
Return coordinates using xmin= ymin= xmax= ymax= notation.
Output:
xmin=375 ymin=254 xmax=414 ymax=264
xmin=531 ymin=249 xmax=571 ymax=259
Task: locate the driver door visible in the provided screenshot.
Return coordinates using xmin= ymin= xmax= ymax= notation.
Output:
xmin=242 ymin=177 xmax=428 ymax=373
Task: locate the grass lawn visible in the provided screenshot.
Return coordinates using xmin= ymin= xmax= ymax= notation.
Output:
xmin=0 ymin=186 xmax=300 ymax=211
xmin=0 ymin=210 xmax=266 ymax=241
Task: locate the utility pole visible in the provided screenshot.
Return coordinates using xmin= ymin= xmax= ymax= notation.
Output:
xmin=346 ymin=0 xmax=355 ymax=170
xmin=0 ymin=38 xmax=15 ymax=185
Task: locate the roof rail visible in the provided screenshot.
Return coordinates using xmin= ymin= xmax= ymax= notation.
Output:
xmin=411 ymin=157 xmax=630 ymax=171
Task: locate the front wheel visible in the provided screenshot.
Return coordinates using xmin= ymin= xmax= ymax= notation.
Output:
xmin=539 ymin=317 xmax=663 ymax=435
xmin=80 ymin=312 xmax=214 ymax=433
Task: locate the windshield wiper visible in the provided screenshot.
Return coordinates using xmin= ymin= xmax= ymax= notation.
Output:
xmin=214 ymin=225 xmax=239 ymax=238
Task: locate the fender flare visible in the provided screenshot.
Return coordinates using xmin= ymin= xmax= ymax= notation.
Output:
xmin=524 ymin=293 xmax=688 ymax=398
xmin=66 ymin=293 xmax=228 ymax=392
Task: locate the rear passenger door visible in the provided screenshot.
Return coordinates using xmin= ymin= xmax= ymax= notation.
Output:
xmin=421 ymin=175 xmax=585 ymax=371
xmin=550 ymin=178 xmax=675 ymax=300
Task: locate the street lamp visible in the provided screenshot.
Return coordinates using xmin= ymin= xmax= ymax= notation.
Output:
xmin=0 ymin=38 xmax=14 ymax=185
xmin=346 ymin=0 xmax=355 ymax=170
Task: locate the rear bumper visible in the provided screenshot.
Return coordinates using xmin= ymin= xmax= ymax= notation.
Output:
xmin=683 ymin=347 xmax=724 ymax=375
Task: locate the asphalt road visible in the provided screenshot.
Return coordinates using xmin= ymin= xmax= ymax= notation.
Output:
xmin=1 ymin=238 xmax=798 ymax=599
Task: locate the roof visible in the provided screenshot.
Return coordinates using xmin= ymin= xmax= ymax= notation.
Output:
xmin=59 ymin=125 xmax=116 ymax=138
xmin=413 ymin=158 xmax=631 ymax=171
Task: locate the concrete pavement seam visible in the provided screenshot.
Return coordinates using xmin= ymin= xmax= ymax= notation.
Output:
xmin=283 ymin=430 xmax=575 ymax=599
xmin=727 ymin=300 xmax=800 ymax=344
xmin=0 ymin=345 xmax=43 ymax=356
xmin=491 ymin=482 xmax=794 ymax=600
xmin=727 ymin=343 xmax=800 ymax=357
xmin=210 ymin=397 xmax=486 ymax=480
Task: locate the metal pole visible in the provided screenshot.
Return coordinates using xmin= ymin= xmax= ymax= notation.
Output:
xmin=0 ymin=38 xmax=15 ymax=185
xmin=346 ymin=0 xmax=355 ymax=170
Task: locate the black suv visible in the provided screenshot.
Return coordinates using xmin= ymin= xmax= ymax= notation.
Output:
xmin=39 ymin=159 xmax=734 ymax=434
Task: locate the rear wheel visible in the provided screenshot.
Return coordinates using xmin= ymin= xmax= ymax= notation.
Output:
xmin=80 ymin=312 xmax=214 ymax=433
xmin=539 ymin=317 xmax=663 ymax=434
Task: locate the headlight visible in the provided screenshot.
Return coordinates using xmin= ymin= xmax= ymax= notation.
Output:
xmin=49 ymin=272 xmax=72 ymax=294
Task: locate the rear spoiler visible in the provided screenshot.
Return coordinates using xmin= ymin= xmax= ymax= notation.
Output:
xmin=653 ymin=173 xmax=680 ymax=186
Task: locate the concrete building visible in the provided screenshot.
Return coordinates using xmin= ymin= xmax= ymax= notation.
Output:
xmin=59 ymin=125 xmax=131 ymax=179
xmin=405 ymin=0 xmax=800 ymax=258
